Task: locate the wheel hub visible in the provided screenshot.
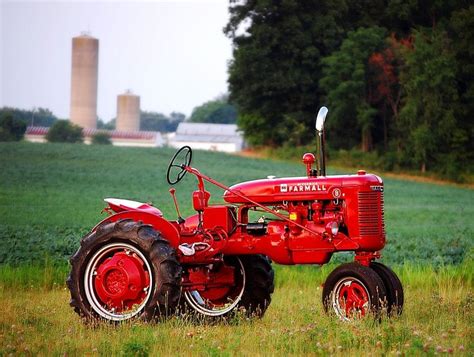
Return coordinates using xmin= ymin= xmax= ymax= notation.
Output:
xmin=184 ymin=258 xmax=245 ymax=316
xmin=94 ymin=251 xmax=149 ymax=311
xmin=338 ymin=280 xmax=369 ymax=318
xmin=103 ymin=269 xmax=127 ymax=295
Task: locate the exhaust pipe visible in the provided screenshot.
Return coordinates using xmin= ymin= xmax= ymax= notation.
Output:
xmin=315 ymin=106 xmax=328 ymax=176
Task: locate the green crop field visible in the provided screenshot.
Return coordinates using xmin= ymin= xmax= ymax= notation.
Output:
xmin=0 ymin=142 xmax=473 ymax=355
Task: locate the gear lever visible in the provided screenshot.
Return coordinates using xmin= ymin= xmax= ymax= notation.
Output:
xmin=169 ymin=188 xmax=185 ymax=224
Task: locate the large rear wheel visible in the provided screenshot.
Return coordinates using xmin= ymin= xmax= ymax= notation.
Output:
xmin=183 ymin=255 xmax=274 ymax=318
xmin=67 ymin=220 xmax=182 ymax=322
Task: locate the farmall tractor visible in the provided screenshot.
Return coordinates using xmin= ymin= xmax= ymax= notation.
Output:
xmin=67 ymin=107 xmax=403 ymax=322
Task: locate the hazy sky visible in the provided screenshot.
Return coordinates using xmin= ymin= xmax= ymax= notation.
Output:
xmin=0 ymin=0 xmax=233 ymax=121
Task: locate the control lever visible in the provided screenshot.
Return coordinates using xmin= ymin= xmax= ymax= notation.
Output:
xmin=169 ymin=188 xmax=185 ymax=224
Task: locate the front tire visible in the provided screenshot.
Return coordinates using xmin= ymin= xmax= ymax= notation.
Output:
xmin=67 ymin=220 xmax=182 ymax=322
xmin=370 ymin=262 xmax=404 ymax=316
xmin=322 ymin=262 xmax=387 ymax=321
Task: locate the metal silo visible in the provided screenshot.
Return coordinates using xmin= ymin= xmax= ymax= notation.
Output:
xmin=116 ymin=90 xmax=140 ymax=132
xmin=69 ymin=33 xmax=98 ymax=129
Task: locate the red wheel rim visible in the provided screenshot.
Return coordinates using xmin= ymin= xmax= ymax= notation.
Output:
xmin=184 ymin=257 xmax=245 ymax=316
xmin=332 ymin=277 xmax=370 ymax=321
xmin=94 ymin=251 xmax=150 ymax=312
xmin=84 ymin=243 xmax=152 ymax=321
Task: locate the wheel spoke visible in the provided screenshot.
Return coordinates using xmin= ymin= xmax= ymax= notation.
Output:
xmin=332 ymin=276 xmax=370 ymax=320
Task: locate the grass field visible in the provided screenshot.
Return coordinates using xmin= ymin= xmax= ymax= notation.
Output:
xmin=0 ymin=142 xmax=473 ymax=355
xmin=1 ymin=263 xmax=472 ymax=355
xmin=1 ymin=142 xmax=472 ymax=266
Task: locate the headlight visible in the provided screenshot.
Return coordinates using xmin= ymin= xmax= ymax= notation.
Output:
xmin=326 ymin=221 xmax=339 ymax=236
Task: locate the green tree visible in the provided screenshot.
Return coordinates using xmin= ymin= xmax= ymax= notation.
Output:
xmin=399 ymin=28 xmax=463 ymax=176
xmin=449 ymin=5 xmax=474 ymax=171
xmin=91 ymin=132 xmax=112 ymax=145
xmin=0 ymin=107 xmax=58 ymax=127
xmin=224 ymin=0 xmax=469 ymax=146
xmin=226 ymin=0 xmax=341 ymax=145
xmin=97 ymin=118 xmax=115 ymax=130
xmin=46 ymin=120 xmax=83 ymax=143
xmin=0 ymin=113 xmax=27 ymax=141
xmin=320 ymin=27 xmax=387 ymax=151
xmin=225 ymin=0 xmax=398 ymax=146
xmin=382 ymin=0 xmax=466 ymax=37
xmin=140 ymin=111 xmax=184 ymax=132
xmin=169 ymin=112 xmax=186 ymax=123
xmin=367 ymin=35 xmax=410 ymax=151
xmin=189 ymin=95 xmax=237 ymax=124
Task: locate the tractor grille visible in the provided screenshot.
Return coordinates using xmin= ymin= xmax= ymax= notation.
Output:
xmin=358 ymin=191 xmax=385 ymax=237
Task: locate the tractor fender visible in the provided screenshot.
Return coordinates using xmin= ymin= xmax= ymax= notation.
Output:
xmin=91 ymin=211 xmax=180 ymax=248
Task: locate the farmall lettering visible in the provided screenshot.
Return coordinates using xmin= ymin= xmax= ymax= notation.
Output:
xmin=280 ymin=183 xmax=327 ymax=193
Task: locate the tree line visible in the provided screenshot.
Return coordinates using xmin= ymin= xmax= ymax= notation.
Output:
xmin=225 ymin=0 xmax=473 ymax=180
xmin=0 ymin=96 xmax=238 ymax=140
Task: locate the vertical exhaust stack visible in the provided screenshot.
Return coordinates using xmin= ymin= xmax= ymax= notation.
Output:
xmin=315 ymin=107 xmax=328 ymax=176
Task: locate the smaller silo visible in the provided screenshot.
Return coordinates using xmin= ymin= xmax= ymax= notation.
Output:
xmin=116 ymin=90 xmax=140 ymax=132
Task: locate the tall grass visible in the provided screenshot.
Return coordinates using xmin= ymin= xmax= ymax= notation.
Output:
xmin=0 ymin=262 xmax=69 ymax=290
xmin=0 ymin=263 xmax=472 ymax=355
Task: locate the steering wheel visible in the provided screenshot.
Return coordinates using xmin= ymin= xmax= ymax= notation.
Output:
xmin=166 ymin=146 xmax=193 ymax=185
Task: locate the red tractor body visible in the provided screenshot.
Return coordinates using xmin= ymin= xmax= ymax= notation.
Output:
xmin=68 ymin=107 xmax=403 ymax=323
xmin=223 ymin=173 xmax=386 ymax=261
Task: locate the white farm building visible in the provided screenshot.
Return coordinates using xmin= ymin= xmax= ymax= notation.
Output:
xmin=170 ymin=123 xmax=244 ymax=153
xmin=25 ymin=127 xmax=164 ymax=147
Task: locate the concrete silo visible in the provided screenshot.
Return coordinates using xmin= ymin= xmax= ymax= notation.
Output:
xmin=69 ymin=33 xmax=99 ymax=129
xmin=116 ymin=90 xmax=140 ymax=132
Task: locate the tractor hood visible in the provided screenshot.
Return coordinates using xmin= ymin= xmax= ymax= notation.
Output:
xmin=223 ymin=173 xmax=382 ymax=204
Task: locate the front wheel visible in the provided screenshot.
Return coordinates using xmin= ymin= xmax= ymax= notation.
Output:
xmin=182 ymin=255 xmax=274 ymax=318
xmin=370 ymin=262 xmax=404 ymax=316
xmin=67 ymin=220 xmax=182 ymax=322
xmin=322 ymin=262 xmax=387 ymax=321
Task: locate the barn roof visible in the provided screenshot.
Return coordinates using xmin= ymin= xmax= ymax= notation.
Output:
xmin=26 ymin=126 xmax=160 ymax=140
xmin=173 ymin=123 xmax=243 ymax=144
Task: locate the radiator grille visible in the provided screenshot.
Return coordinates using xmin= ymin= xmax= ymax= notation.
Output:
xmin=358 ymin=191 xmax=385 ymax=237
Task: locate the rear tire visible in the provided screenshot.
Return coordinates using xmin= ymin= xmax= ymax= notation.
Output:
xmin=67 ymin=220 xmax=182 ymax=322
xmin=239 ymin=255 xmax=275 ymax=317
xmin=182 ymin=254 xmax=274 ymax=319
xmin=370 ymin=262 xmax=404 ymax=316
xmin=322 ymin=262 xmax=387 ymax=321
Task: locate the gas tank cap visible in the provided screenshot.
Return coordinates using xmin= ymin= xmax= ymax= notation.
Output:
xmin=357 ymin=170 xmax=366 ymax=175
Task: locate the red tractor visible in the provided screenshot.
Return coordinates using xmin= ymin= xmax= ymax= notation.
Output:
xmin=68 ymin=107 xmax=403 ymax=322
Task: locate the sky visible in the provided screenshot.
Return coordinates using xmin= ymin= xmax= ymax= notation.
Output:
xmin=0 ymin=0 xmax=233 ymax=121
